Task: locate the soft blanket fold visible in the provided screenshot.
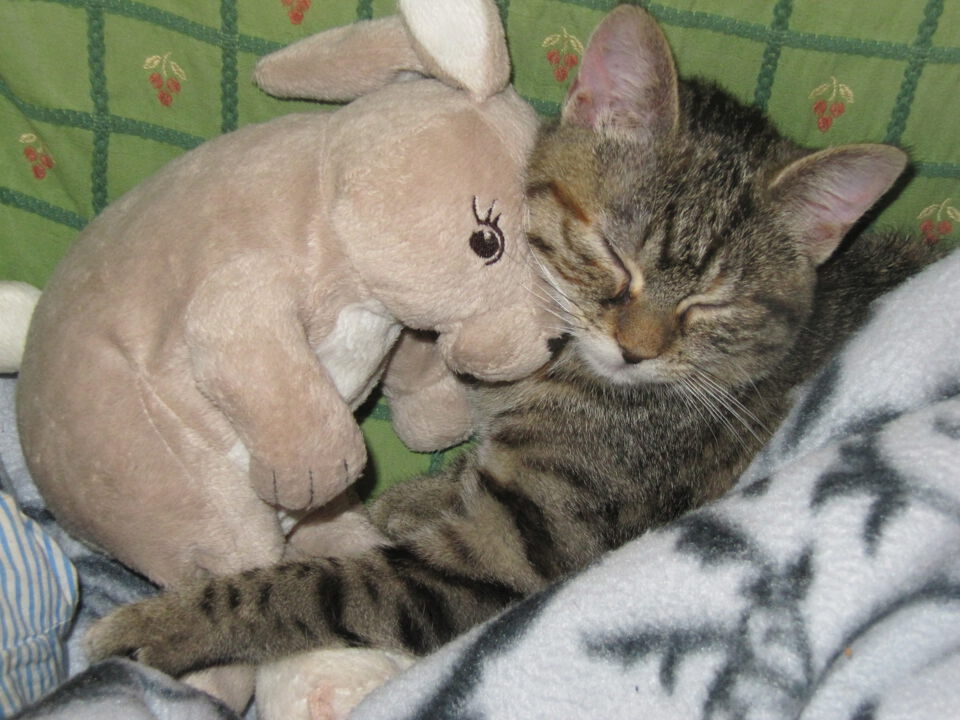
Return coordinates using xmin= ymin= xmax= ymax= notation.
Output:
xmin=3 ymin=248 xmax=959 ymax=720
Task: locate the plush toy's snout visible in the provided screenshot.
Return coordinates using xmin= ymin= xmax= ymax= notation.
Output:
xmin=436 ymin=304 xmax=557 ymax=383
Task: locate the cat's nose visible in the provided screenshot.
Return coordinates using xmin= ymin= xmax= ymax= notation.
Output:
xmin=616 ymin=306 xmax=674 ymax=363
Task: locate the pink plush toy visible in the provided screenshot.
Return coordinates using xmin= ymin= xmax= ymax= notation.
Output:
xmin=15 ymin=0 xmax=555 ymax=710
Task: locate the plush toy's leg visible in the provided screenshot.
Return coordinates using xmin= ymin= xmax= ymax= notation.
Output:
xmin=255 ymin=648 xmax=415 ymax=720
xmin=283 ymin=488 xmax=387 ymax=560
xmin=184 ymin=666 xmax=258 ymax=715
xmin=381 ymin=330 xmax=474 ymax=451
xmin=185 ymin=255 xmax=368 ymax=512
xmin=20 ymin=354 xmax=289 ymax=715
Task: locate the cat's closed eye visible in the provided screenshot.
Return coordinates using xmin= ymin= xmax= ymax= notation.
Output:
xmin=678 ymin=300 xmax=731 ymax=328
xmin=602 ymin=285 xmax=632 ymax=307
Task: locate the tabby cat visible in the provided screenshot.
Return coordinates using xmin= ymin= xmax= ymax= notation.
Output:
xmin=86 ymin=6 xmax=943 ymax=676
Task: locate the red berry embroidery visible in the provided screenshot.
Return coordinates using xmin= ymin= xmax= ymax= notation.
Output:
xmin=917 ymin=199 xmax=959 ymax=245
xmin=283 ymin=0 xmax=311 ymax=24
xmin=542 ymin=28 xmax=584 ymax=85
xmin=144 ymin=53 xmax=186 ymax=107
xmin=19 ymin=134 xmax=55 ymax=181
xmin=809 ymin=76 xmax=854 ymax=133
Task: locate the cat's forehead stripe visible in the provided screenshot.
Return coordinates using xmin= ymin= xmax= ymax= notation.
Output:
xmin=527 ymin=181 xmax=591 ymax=225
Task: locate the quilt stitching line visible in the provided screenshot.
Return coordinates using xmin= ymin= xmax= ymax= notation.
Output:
xmin=86 ymin=5 xmax=110 ymax=215
xmin=884 ymin=0 xmax=943 ymax=145
xmin=0 ymin=77 xmax=205 ymax=151
xmin=40 ymin=0 xmax=282 ymax=55
xmin=752 ymin=0 xmax=794 ymax=111
xmin=218 ymin=0 xmax=239 ymax=135
xmin=0 ymin=189 xmax=87 ymax=232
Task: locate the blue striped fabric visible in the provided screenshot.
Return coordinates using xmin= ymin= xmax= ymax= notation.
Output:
xmin=0 ymin=492 xmax=78 ymax=718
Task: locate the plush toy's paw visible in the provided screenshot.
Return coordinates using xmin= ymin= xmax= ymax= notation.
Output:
xmin=85 ymin=593 xmax=214 ymax=678
xmin=250 ymin=425 xmax=367 ymax=511
xmin=388 ymin=376 xmax=473 ymax=451
xmin=256 ymin=648 xmax=415 ymax=720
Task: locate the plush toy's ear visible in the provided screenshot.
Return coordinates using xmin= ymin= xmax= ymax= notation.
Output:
xmin=769 ymin=144 xmax=907 ymax=264
xmin=253 ymin=17 xmax=425 ymax=102
xmin=398 ymin=0 xmax=510 ymax=100
xmin=254 ymin=0 xmax=509 ymax=103
xmin=562 ymin=5 xmax=679 ymax=141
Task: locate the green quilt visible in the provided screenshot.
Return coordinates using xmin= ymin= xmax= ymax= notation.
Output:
xmin=2 ymin=0 xmax=959 ymax=495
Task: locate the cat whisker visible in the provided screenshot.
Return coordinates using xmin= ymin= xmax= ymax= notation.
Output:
xmin=493 ymin=241 xmax=574 ymax=320
xmin=680 ymin=375 xmax=751 ymax=450
xmin=528 ymin=251 xmax=587 ymax=319
xmin=686 ymin=378 xmax=754 ymax=444
xmin=687 ymin=371 xmax=767 ymax=448
xmin=671 ymin=379 xmax=715 ymax=439
xmin=677 ymin=375 xmax=750 ymax=451
xmin=693 ymin=368 xmax=771 ymax=437
xmin=719 ymin=358 xmax=773 ymax=416
xmin=522 ymin=281 xmax=577 ymax=328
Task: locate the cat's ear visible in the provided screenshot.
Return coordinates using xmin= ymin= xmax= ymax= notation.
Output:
xmin=769 ymin=144 xmax=907 ymax=264
xmin=561 ymin=6 xmax=679 ymax=140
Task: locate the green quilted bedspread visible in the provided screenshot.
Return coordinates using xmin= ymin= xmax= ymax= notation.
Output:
xmin=2 ymin=0 xmax=958 ymax=495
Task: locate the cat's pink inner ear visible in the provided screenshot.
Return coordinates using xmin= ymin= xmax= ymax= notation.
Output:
xmin=769 ymin=144 xmax=908 ymax=264
xmin=562 ymin=6 xmax=678 ymax=139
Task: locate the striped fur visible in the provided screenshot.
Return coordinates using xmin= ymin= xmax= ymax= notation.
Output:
xmin=85 ymin=13 xmax=943 ymax=678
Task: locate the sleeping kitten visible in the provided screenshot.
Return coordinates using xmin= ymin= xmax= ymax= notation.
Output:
xmin=85 ymin=6 xmax=944 ymax=676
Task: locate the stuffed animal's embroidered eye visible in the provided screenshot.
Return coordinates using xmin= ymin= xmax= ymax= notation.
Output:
xmin=471 ymin=197 xmax=505 ymax=265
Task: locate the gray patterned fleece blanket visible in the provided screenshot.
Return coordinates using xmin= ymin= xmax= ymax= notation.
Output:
xmin=4 ymin=247 xmax=960 ymax=720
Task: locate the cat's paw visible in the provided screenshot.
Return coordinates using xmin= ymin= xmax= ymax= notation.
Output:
xmin=84 ymin=595 xmax=205 ymax=677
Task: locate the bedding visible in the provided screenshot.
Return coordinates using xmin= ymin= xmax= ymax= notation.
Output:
xmin=0 ymin=491 xmax=77 ymax=716
xmin=1 ymin=0 xmax=959 ymax=718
